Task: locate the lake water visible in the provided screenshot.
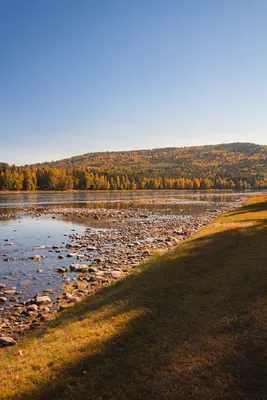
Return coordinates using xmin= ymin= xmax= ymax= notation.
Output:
xmin=0 ymin=190 xmax=251 ymax=213
xmin=0 ymin=190 xmax=260 ymax=307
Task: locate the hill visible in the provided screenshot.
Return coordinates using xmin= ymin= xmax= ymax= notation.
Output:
xmin=34 ymin=142 xmax=267 ymax=176
xmin=1 ymin=142 xmax=267 ymax=190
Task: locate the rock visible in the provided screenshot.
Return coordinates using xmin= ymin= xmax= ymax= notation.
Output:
xmin=95 ymin=270 xmax=104 ymax=276
xmin=43 ymin=289 xmax=53 ymax=294
xmin=27 ymin=304 xmax=39 ymax=312
xmin=58 ymin=255 xmax=65 ymax=259
xmin=0 ymin=336 xmax=16 ymax=347
xmin=0 ymin=284 xmax=6 ymax=289
xmin=4 ymin=289 xmax=15 ymax=295
xmin=94 ymin=257 xmax=104 ymax=264
xmin=41 ymin=307 xmax=51 ymax=313
xmin=57 ymin=267 xmax=68 ymax=273
xmin=35 ymin=296 xmax=52 ymax=305
xmin=86 ymin=275 xmax=97 ymax=282
xmin=173 ymin=230 xmax=187 ymax=236
xmin=70 ymin=264 xmax=89 ymax=273
xmin=143 ymin=249 xmax=151 ymax=255
xmin=30 ymin=255 xmax=43 ymax=262
xmin=111 ymin=271 xmax=121 ymax=279
xmin=26 ymin=310 xmax=37 ymax=317
xmin=88 ymin=267 xmax=99 ymax=273
xmin=64 ymin=293 xmax=73 ymax=300
xmin=0 ymin=297 xmax=7 ymax=303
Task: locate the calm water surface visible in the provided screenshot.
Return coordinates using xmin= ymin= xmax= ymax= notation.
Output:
xmin=0 ymin=190 xmax=252 ymax=212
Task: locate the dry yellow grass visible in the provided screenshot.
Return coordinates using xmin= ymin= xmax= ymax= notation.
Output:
xmin=1 ymin=195 xmax=267 ymax=400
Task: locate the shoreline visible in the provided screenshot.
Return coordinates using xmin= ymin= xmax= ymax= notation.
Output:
xmin=0 ymin=192 xmax=245 ymax=220
xmin=0 ymin=188 xmax=255 ymax=195
xmin=0 ymin=197 xmax=245 ymax=345
xmin=1 ymin=196 xmax=267 ymax=399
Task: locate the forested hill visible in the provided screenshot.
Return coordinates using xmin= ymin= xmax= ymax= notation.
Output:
xmin=1 ymin=142 xmax=267 ymax=191
xmin=34 ymin=142 xmax=267 ymax=174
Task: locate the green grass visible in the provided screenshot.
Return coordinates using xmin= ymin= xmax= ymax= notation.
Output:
xmin=1 ymin=195 xmax=267 ymax=400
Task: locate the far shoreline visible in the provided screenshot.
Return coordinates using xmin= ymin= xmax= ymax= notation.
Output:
xmin=0 ymin=188 xmax=254 ymax=195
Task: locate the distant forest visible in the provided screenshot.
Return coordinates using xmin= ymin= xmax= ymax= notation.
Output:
xmin=1 ymin=143 xmax=267 ymax=191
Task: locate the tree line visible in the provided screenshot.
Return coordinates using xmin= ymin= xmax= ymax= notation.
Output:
xmin=1 ymin=164 xmax=267 ymax=191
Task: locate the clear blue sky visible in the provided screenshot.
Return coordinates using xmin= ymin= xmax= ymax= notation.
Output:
xmin=1 ymin=0 xmax=267 ymax=165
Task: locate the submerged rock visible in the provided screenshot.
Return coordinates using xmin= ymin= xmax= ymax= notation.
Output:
xmin=30 ymin=255 xmax=43 ymax=262
xmin=57 ymin=266 xmax=68 ymax=273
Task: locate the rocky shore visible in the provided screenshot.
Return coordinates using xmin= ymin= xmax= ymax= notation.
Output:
xmin=0 ymin=214 xmax=17 ymax=221
xmin=0 ymin=197 xmax=244 ymax=347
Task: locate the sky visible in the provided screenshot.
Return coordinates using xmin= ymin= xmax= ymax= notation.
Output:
xmin=1 ymin=0 xmax=267 ymax=165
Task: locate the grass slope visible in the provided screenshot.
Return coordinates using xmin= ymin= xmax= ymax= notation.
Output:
xmin=1 ymin=195 xmax=267 ymax=400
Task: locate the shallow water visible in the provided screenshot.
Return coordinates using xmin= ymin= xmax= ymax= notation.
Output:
xmin=0 ymin=202 xmax=210 ymax=301
xmin=0 ymin=190 xmax=261 ymax=306
xmin=0 ymin=215 xmax=104 ymax=301
xmin=0 ymin=189 xmax=252 ymax=212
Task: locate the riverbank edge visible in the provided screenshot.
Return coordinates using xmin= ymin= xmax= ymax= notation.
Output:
xmin=1 ymin=195 xmax=266 ymax=398
xmin=0 ymin=198 xmax=243 ymax=340
xmin=0 ymin=189 xmax=251 ymax=194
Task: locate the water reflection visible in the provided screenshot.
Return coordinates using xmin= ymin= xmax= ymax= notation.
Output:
xmin=0 ymin=189 xmax=259 ymax=215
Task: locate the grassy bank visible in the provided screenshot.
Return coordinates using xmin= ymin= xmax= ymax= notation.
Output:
xmin=1 ymin=195 xmax=267 ymax=400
